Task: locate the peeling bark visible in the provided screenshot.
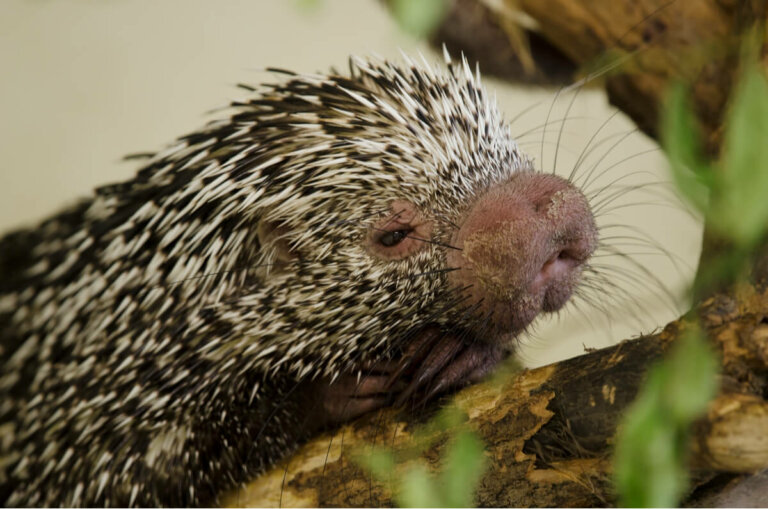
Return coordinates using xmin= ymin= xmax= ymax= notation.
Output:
xmin=432 ymin=0 xmax=767 ymax=154
xmin=223 ymin=285 xmax=768 ymax=507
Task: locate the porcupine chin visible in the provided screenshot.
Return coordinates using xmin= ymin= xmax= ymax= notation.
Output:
xmin=0 ymin=50 xmax=691 ymax=507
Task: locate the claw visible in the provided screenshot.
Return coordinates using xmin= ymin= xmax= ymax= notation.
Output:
xmin=419 ymin=342 xmax=504 ymax=405
xmin=385 ymin=326 xmax=442 ymax=389
xmin=393 ymin=331 xmax=507 ymax=409
xmin=393 ymin=333 xmax=464 ymax=408
xmin=303 ymin=328 xmax=506 ymax=430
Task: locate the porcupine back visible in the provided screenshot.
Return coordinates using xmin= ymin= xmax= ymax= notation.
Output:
xmin=0 ymin=54 xmax=524 ymax=506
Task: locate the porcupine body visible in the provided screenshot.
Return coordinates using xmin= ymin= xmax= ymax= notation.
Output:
xmin=0 ymin=53 xmax=597 ymax=506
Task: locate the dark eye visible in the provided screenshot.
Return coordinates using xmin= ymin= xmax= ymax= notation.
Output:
xmin=378 ymin=229 xmax=411 ymax=247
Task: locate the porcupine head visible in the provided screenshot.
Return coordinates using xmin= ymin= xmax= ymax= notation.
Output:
xmin=0 ymin=52 xmax=597 ymax=506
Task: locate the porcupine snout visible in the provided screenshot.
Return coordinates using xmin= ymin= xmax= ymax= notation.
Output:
xmin=446 ymin=172 xmax=598 ymax=338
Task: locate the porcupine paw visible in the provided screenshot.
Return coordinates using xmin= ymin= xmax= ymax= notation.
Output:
xmin=309 ymin=368 xmax=407 ymax=427
xmin=387 ymin=326 xmax=507 ymax=409
xmin=306 ymin=326 xmax=505 ymax=428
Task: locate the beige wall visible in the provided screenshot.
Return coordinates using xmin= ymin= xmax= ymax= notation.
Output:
xmin=0 ymin=0 xmax=702 ymax=366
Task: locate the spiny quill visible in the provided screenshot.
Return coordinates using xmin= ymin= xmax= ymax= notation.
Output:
xmin=0 ymin=52 xmax=601 ymax=507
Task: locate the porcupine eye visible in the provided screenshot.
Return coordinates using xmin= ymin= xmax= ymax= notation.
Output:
xmin=378 ymin=229 xmax=412 ymax=247
xmin=367 ymin=200 xmax=433 ymax=261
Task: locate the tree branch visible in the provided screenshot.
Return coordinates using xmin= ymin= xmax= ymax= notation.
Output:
xmin=223 ymin=284 xmax=768 ymax=507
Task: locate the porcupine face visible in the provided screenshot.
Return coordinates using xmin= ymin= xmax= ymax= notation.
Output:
xmin=253 ymin=55 xmax=597 ymax=373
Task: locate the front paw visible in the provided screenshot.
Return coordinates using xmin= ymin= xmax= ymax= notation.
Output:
xmin=387 ymin=326 xmax=507 ymax=408
xmin=302 ymin=326 xmax=506 ymax=429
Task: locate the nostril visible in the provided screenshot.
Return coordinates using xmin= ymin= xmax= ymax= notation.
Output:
xmin=537 ymin=249 xmax=580 ymax=286
xmin=537 ymin=254 xmax=563 ymax=285
xmin=544 ymin=252 xmax=560 ymax=268
xmin=557 ymin=249 xmax=578 ymax=264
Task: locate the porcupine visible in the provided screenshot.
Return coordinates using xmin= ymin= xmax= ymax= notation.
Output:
xmin=0 ymin=52 xmax=598 ymax=507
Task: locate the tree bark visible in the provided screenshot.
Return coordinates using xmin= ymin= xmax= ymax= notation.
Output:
xmin=222 ymin=284 xmax=768 ymax=507
xmin=223 ymin=1 xmax=768 ymax=506
xmin=434 ymin=0 xmax=767 ymax=155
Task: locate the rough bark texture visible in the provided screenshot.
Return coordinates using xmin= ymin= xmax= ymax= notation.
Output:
xmin=435 ymin=0 xmax=767 ymax=155
xmin=222 ymin=1 xmax=768 ymax=506
xmin=223 ymin=284 xmax=768 ymax=507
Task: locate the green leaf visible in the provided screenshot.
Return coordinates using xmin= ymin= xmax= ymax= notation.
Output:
xmin=440 ymin=431 xmax=487 ymax=507
xmin=411 ymin=406 xmax=467 ymax=451
xmin=356 ymin=406 xmax=486 ymax=508
xmin=397 ymin=465 xmax=441 ymax=508
xmin=294 ymin=0 xmax=322 ymax=12
xmin=356 ymin=447 xmax=397 ymax=480
xmin=614 ymin=367 xmax=687 ymax=507
xmin=664 ymin=327 xmax=719 ymax=421
xmin=614 ymin=325 xmax=718 ymax=507
xmin=389 ymin=0 xmax=450 ymax=38
xmin=660 ymin=82 xmax=712 ymax=213
xmin=713 ymin=64 xmax=768 ymax=246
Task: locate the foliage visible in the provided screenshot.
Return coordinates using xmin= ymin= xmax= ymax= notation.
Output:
xmin=613 ymin=325 xmax=719 ymax=506
xmin=664 ymin=63 xmax=768 ymax=248
xmin=388 ymin=0 xmax=451 ymax=37
xmin=615 ymin=61 xmax=768 ymax=507
xmin=716 ymin=65 xmax=768 ymax=245
xmin=356 ymin=406 xmax=487 ymax=507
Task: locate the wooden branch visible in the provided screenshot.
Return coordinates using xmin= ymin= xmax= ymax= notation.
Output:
xmin=222 ymin=284 xmax=768 ymax=507
xmin=431 ymin=0 xmax=767 ymax=154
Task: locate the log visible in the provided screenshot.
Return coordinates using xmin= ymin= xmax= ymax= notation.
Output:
xmin=222 ymin=284 xmax=768 ymax=507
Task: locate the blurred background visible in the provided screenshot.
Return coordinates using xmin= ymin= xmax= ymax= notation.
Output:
xmin=0 ymin=0 xmax=702 ymax=366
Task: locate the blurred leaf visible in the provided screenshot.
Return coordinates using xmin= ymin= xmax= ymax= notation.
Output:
xmin=389 ymin=0 xmax=450 ymax=38
xmin=692 ymin=248 xmax=751 ymax=300
xmin=614 ymin=325 xmax=718 ymax=507
xmin=664 ymin=327 xmax=719 ymax=420
xmin=661 ymin=82 xmax=712 ymax=213
xmin=397 ymin=465 xmax=441 ymax=507
xmin=440 ymin=431 xmax=486 ymax=507
xmin=614 ymin=366 xmax=683 ymax=507
xmin=356 ymin=447 xmax=396 ymax=480
xmin=713 ymin=64 xmax=768 ymax=246
xmin=357 ymin=406 xmax=486 ymax=507
xmin=294 ymin=0 xmax=322 ymax=12
xmin=411 ymin=405 xmax=467 ymax=450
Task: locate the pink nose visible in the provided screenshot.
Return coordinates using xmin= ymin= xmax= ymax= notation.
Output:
xmin=446 ymin=172 xmax=597 ymax=336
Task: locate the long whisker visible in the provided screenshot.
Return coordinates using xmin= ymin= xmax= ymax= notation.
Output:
xmin=553 ymin=81 xmax=583 ymax=175
xmin=569 ymin=110 xmax=622 ymax=182
xmin=594 ymin=238 xmax=693 ymax=273
xmin=571 ymin=129 xmax=639 ymax=186
xmin=586 ymin=170 xmax=667 ymax=201
xmin=583 ymin=148 xmax=662 ymax=196
xmin=540 ymin=87 xmax=563 ymax=172
xmin=513 ymin=116 xmax=591 ymax=140
xmin=579 ymin=130 xmax=639 ymax=190
xmin=596 ymin=225 xmax=695 ymax=277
